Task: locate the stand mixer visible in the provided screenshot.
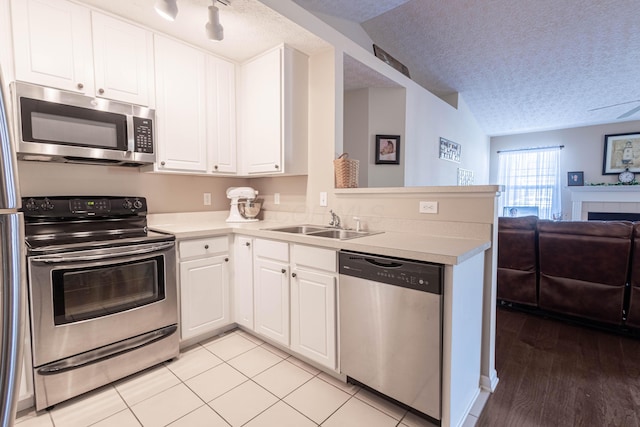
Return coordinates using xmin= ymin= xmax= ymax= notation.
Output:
xmin=226 ymin=187 xmax=261 ymax=222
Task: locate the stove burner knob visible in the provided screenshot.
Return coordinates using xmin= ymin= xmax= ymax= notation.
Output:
xmin=133 ymin=199 xmax=143 ymax=209
xmin=25 ymin=198 xmax=38 ymax=211
xmin=122 ymin=200 xmax=133 ymax=210
xmin=41 ymin=198 xmax=54 ymax=211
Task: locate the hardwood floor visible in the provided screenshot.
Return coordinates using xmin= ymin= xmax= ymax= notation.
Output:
xmin=477 ymin=307 xmax=640 ymax=427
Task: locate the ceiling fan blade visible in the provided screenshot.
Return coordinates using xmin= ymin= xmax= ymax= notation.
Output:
xmin=588 ymin=99 xmax=640 ymax=112
xmin=617 ymin=104 xmax=640 ymax=119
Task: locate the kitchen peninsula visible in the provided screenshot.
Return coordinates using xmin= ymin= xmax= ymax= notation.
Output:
xmin=149 ymin=184 xmax=500 ymax=427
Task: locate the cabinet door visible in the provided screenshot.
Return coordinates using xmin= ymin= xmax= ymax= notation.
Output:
xmin=240 ymin=48 xmax=282 ymax=174
xmin=11 ymin=0 xmax=94 ymax=94
xmin=207 ymin=56 xmax=237 ymax=173
xmin=91 ymin=12 xmax=153 ymax=106
xmin=154 ymin=35 xmax=208 ymax=172
xmin=291 ymin=268 xmax=336 ymax=369
xmin=180 ymin=254 xmax=230 ymax=340
xmin=233 ymin=236 xmax=254 ymax=329
xmin=254 ymin=257 xmax=289 ymax=346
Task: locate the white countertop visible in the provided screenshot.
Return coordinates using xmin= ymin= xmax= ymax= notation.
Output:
xmin=150 ymin=215 xmax=491 ymax=265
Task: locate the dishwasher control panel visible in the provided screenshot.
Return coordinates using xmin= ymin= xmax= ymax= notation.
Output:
xmin=338 ymin=251 xmax=443 ymax=294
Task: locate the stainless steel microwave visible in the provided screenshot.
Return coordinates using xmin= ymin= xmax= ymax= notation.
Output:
xmin=12 ymin=82 xmax=155 ymax=167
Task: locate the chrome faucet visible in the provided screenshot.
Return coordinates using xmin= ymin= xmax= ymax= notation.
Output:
xmin=329 ymin=210 xmax=341 ymax=228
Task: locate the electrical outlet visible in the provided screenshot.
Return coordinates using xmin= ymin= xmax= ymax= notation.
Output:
xmin=320 ymin=192 xmax=328 ymax=207
xmin=419 ymin=201 xmax=438 ymax=214
xmin=203 ymin=193 xmax=211 ymax=206
xmin=274 ymin=193 xmax=280 ymax=205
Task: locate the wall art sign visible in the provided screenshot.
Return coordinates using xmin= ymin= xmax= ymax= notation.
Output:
xmin=439 ymin=137 xmax=461 ymax=163
xmin=375 ymin=135 xmax=401 ymax=164
xmin=457 ymin=168 xmax=474 ymax=185
xmin=602 ymin=132 xmax=640 ymax=174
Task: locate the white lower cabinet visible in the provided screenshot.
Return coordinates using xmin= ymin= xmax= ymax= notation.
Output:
xmin=290 ymin=244 xmax=337 ymax=369
xmin=233 ymin=236 xmax=254 ymax=330
xmin=249 ymin=238 xmax=337 ymax=369
xmin=253 ymin=239 xmax=290 ymax=346
xmin=178 ymin=236 xmax=231 ymax=341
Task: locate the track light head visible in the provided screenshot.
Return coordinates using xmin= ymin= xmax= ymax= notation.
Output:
xmin=154 ymin=0 xmax=178 ymax=21
xmin=205 ymin=3 xmax=224 ymax=41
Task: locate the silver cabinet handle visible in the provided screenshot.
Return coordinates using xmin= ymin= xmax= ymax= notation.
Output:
xmin=281 ymin=268 xmax=286 ymax=274
xmin=161 ymin=161 xmax=166 ymax=166
xmin=245 ymin=242 xmax=251 ymax=247
xmin=98 ymin=88 xmax=104 ymax=94
xmin=291 ymin=272 xmax=297 ymax=278
xmin=77 ymin=83 xmax=84 ymax=89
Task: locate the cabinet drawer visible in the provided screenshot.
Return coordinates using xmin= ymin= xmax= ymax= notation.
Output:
xmin=254 ymin=239 xmax=289 ymax=262
xmin=179 ymin=236 xmax=228 ymax=259
xmin=292 ymin=245 xmax=336 ymax=272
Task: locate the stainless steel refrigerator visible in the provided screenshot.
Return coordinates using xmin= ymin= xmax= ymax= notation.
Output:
xmin=0 ymin=66 xmax=26 ymax=426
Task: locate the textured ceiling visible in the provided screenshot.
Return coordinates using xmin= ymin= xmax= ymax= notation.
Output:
xmin=295 ymin=0 xmax=640 ymax=136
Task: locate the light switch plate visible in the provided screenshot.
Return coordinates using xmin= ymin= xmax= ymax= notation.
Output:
xmin=419 ymin=201 xmax=438 ymax=214
xmin=203 ymin=193 xmax=211 ymax=206
xmin=274 ymin=193 xmax=280 ymax=205
xmin=320 ymin=192 xmax=328 ymax=207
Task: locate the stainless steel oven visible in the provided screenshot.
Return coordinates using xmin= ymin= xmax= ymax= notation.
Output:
xmin=22 ymin=196 xmax=178 ymax=410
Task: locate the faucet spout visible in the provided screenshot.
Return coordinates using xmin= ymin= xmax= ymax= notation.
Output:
xmin=329 ymin=210 xmax=341 ymax=228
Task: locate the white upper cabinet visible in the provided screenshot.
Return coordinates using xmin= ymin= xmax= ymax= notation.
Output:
xmin=152 ymin=35 xmax=237 ymax=175
xmin=239 ymin=45 xmax=308 ymax=176
xmin=207 ymin=56 xmax=237 ymax=174
xmin=154 ymin=35 xmax=208 ymax=173
xmin=91 ymin=12 xmax=154 ymax=106
xmin=11 ymin=0 xmax=154 ymax=106
xmin=12 ymin=0 xmax=94 ymax=95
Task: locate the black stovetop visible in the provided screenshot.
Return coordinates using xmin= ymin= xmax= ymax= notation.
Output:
xmin=21 ymin=196 xmax=174 ymax=252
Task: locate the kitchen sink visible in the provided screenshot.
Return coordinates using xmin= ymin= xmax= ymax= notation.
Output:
xmin=267 ymin=225 xmax=328 ymax=234
xmin=307 ymin=229 xmax=372 ymax=240
xmin=265 ymin=224 xmax=381 ymax=240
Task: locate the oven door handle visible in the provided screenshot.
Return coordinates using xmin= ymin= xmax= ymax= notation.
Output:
xmin=37 ymin=324 xmax=177 ymax=375
xmin=30 ymin=241 xmax=175 ymax=263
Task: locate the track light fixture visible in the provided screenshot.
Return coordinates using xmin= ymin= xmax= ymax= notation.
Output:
xmin=205 ymin=1 xmax=224 ymax=41
xmin=154 ymin=0 xmax=178 ymax=21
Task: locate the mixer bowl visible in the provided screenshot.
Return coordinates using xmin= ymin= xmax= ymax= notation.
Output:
xmin=241 ymin=201 xmax=262 ymax=219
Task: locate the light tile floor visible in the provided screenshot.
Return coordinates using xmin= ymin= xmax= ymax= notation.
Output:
xmin=16 ymin=329 xmax=451 ymax=427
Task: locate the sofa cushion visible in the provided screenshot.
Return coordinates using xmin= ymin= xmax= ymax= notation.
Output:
xmin=626 ymin=223 xmax=640 ymax=328
xmin=497 ymin=215 xmax=538 ymax=306
xmin=537 ymin=220 xmax=632 ymax=325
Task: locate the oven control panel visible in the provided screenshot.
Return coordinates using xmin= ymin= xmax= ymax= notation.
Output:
xmin=21 ymin=196 xmax=147 ymax=218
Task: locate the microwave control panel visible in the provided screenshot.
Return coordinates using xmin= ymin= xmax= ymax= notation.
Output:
xmin=133 ymin=117 xmax=154 ymax=153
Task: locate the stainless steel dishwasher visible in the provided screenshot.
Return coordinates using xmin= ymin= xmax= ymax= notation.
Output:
xmin=339 ymin=250 xmax=443 ymax=421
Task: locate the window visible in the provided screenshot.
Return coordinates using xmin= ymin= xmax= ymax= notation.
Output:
xmin=497 ymin=147 xmax=562 ymax=219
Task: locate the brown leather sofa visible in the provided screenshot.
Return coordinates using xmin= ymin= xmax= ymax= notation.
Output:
xmin=537 ymin=220 xmax=633 ymax=326
xmin=497 ymin=216 xmax=538 ymax=306
xmin=626 ymin=223 xmax=640 ymax=328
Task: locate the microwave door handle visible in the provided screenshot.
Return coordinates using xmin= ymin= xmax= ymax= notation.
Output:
xmin=31 ymin=242 xmax=174 ymax=263
xmin=126 ymin=115 xmax=134 ymax=152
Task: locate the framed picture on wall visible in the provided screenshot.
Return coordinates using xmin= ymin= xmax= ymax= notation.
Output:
xmin=439 ymin=137 xmax=461 ymax=163
xmin=375 ymin=135 xmax=401 ymax=164
xmin=602 ymin=132 xmax=640 ymax=174
xmin=567 ymin=171 xmax=584 ymax=186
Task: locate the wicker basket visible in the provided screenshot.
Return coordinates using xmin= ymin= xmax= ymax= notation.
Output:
xmin=334 ymin=153 xmax=359 ymax=188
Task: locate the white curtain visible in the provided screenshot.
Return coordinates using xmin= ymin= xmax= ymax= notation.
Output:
xmin=497 ymin=147 xmax=562 ymax=219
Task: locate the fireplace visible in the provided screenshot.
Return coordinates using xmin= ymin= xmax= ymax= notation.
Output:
xmin=569 ymin=187 xmax=640 ymax=220
xmin=587 ymin=212 xmax=640 ymax=221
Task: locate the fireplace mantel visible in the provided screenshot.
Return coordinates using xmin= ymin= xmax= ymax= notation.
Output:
xmin=569 ymin=186 xmax=640 ymax=220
